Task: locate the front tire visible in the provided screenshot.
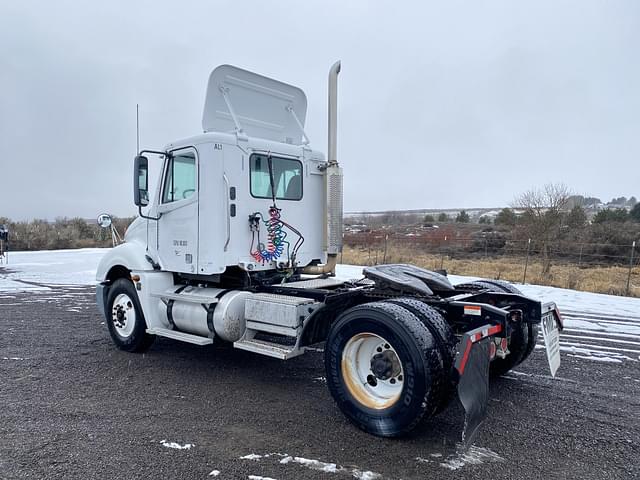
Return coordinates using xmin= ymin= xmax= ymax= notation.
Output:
xmin=324 ymin=302 xmax=442 ymax=437
xmin=105 ymin=278 xmax=155 ymax=352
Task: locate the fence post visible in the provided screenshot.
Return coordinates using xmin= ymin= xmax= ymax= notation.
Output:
xmin=522 ymin=238 xmax=531 ymax=284
xmin=626 ymin=241 xmax=636 ymax=296
xmin=484 ymin=236 xmax=488 ymax=258
xmin=383 ymin=234 xmax=388 ymax=264
xmin=440 ymin=236 xmax=447 ymax=269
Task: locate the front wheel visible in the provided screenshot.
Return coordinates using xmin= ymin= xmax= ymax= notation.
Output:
xmin=324 ymin=302 xmax=443 ymax=437
xmin=105 ymin=278 xmax=155 ymax=352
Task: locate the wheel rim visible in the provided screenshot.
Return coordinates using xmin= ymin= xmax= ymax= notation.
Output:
xmin=341 ymin=332 xmax=404 ymax=410
xmin=111 ymin=293 xmax=136 ymax=339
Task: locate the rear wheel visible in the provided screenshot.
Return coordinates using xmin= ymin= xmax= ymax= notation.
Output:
xmin=386 ymin=298 xmax=456 ymax=414
xmin=324 ymin=302 xmax=443 ymax=437
xmin=105 ymin=278 xmax=155 ymax=352
xmin=456 ymin=280 xmax=537 ymax=377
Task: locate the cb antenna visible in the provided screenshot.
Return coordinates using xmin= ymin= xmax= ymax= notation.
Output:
xmin=136 ymin=103 xmax=140 ymax=154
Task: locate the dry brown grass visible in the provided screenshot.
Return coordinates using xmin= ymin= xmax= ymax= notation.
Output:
xmin=341 ymin=244 xmax=640 ymax=298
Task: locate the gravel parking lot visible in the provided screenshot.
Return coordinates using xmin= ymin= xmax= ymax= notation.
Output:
xmin=1 ymin=282 xmax=639 ymax=480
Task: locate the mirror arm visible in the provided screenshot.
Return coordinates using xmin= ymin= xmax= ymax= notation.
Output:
xmin=138 ymin=205 xmax=162 ymax=221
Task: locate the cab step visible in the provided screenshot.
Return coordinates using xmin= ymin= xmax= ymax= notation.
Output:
xmin=146 ymin=327 xmax=213 ymax=345
xmin=233 ymin=336 xmax=304 ymax=360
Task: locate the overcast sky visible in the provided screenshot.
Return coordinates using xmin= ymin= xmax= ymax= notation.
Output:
xmin=1 ymin=1 xmax=638 ymax=220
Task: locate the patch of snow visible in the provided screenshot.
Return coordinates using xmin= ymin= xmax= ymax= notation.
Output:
xmin=245 ymin=452 xmax=380 ymax=479
xmin=438 ymin=446 xmax=505 ymax=471
xmin=351 ymin=469 xmax=382 ymax=479
xmin=559 ymin=341 xmax=639 ymax=355
xmin=241 ymin=454 xmax=264 ymax=460
xmin=208 ymin=470 xmax=220 ymax=477
xmin=509 ymin=371 xmax=576 ymax=383
xmin=0 ymin=278 xmax=50 ymax=293
xmin=248 ymin=476 xmax=278 ymax=480
xmin=567 ymin=354 xmax=623 ymax=363
xmin=159 ymin=440 xmax=194 ymax=450
xmin=280 ymin=456 xmax=340 ymax=473
xmin=2 ymin=357 xmax=26 ymax=360
xmin=517 ymin=283 xmax=640 ymax=320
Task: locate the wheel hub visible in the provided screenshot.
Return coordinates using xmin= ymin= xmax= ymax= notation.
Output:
xmin=341 ymin=332 xmax=405 ymax=409
xmin=371 ymin=350 xmax=401 ymax=380
xmin=111 ymin=294 xmax=136 ymax=338
xmin=114 ymin=305 xmax=127 ymax=327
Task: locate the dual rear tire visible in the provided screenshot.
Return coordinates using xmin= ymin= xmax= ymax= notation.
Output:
xmin=324 ymin=301 xmax=455 ymax=437
xmin=455 ymin=280 xmax=539 ymax=377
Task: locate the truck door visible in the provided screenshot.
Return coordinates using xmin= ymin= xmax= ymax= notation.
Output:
xmin=157 ymin=147 xmax=199 ymax=273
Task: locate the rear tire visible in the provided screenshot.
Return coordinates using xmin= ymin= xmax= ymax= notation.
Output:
xmin=324 ymin=301 xmax=442 ymax=437
xmin=105 ymin=278 xmax=155 ymax=353
xmin=385 ymin=298 xmax=456 ymax=414
xmin=456 ymin=280 xmax=536 ymax=377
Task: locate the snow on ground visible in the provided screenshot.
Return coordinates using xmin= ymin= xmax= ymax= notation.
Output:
xmin=0 ymin=248 xmax=107 ymax=291
xmin=0 ymin=278 xmax=49 ymax=293
xmin=416 ymin=445 xmax=505 ymax=471
xmin=240 ymin=452 xmax=381 ymax=479
xmin=1 ymin=249 xmax=638 ymax=365
xmin=160 ymin=440 xmax=194 ymax=450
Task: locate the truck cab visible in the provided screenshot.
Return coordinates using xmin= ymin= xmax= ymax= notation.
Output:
xmin=122 ymin=65 xmax=332 ymax=279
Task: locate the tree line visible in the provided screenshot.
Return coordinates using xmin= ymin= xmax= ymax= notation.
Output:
xmin=471 ymin=185 xmax=640 ymax=274
xmin=0 ymin=217 xmax=135 ymax=251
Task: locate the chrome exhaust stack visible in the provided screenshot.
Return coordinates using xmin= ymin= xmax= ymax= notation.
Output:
xmin=328 ymin=61 xmax=341 ymax=166
xmin=303 ymin=61 xmax=343 ymax=275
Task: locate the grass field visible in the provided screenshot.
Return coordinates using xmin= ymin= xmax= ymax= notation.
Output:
xmin=342 ymin=244 xmax=640 ymax=297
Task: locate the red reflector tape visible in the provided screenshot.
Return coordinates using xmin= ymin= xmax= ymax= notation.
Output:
xmin=469 ymin=324 xmax=502 ymax=343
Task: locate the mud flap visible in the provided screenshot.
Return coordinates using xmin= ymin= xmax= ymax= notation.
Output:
xmin=457 ymin=338 xmax=490 ymax=445
xmin=454 ymin=324 xmax=500 ymax=445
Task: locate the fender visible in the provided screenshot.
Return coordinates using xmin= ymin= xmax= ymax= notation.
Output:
xmin=96 ymin=241 xmax=154 ymax=282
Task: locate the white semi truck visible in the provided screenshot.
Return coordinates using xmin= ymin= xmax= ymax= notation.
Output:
xmin=96 ymin=62 xmax=562 ymax=441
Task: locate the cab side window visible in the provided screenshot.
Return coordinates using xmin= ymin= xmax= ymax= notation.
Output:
xmin=162 ymin=152 xmax=196 ymax=203
xmin=250 ymin=154 xmax=302 ymax=201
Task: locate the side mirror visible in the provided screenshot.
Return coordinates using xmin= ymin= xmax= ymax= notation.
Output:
xmin=97 ymin=213 xmax=112 ymax=228
xmin=134 ymin=155 xmax=149 ymax=207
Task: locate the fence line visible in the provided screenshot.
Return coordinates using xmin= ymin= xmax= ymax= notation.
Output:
xmin=344 ymin=234 xmax=640 ymax=297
